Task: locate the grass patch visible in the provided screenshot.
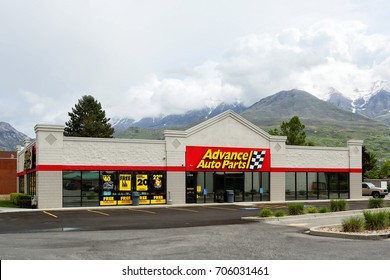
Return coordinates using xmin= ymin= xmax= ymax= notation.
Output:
xmin=0 ymin=200 xmax=19 ymax=208
xmin=259 ymin=208 xmax=273 ymax=217
xmin=330 ymin=200 xmax=348 ymax=212
xmin=306 ymin=207 xmax=318 ymax=213
xmin=287 ymin=203 xmax=305 ymax=215
xmin=318 ymin=207 xmax=329 ymax=213
xmin=367 ymin=198 xmax=385 ymax=209
xmin=363 ymin=210 xmax=388 ymax=230
xmin=342 ymin=216 xmax=365 ymax=232
xmin=274 ymin=210 xmax=285 ymax=217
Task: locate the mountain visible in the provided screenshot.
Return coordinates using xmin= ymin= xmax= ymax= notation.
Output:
xmin=326 ymin=81 xmax=390 ymax=126
xmin=113 ymin=89 xmax=390 ymax=160
xmin=113 ymin=101 xmax=247 ymax=134
xmin=0 ymin=122 xmax=29 ymax=151
xmin=327 ymin=88 xmax=354 ymax=112
xmin=241 ymin=89 xmax=390 ymax=160
xmin=241 ymin=89 xmax=372 ymax=127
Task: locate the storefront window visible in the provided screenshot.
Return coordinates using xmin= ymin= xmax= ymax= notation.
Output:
xmin=318 ymin=172 xmax=328 ymax=199
xmin=339 ymin=173 xmax=349 ymax=199
xmin=307 ymin=172 xmax=318 ymax=199
xmin=285 ymin=173 xmax=295 ymax=200
xmin=18 ymin=176 xmax=25 ymax=194
xmin=186 ymin=171 xmax=270 ymax=203
xmin=287 ymin=172 xmax=349 ymax=201
xmin=296 ymin=172 xmax=307 ymax=200
xmin=63 ymin=171 xmax=81 ymax=207
xmin=260 ymin=172 xmax=270 ymax=201
xmin=63 ymin=170 xmax=167 ymax=207
xmin=82 ymin=171 xmax=99 ymax=207
xmin=27 ymin=172 xmax=36 ymax=195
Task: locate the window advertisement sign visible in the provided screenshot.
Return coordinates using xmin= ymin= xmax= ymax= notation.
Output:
xmin=186 ymin=146 xmax=271 ymax=172
xmin=119 ymin=174 xmax=131 ymax=191
xmin=99 ymin=172 xmax=133 ymax=206
xmin=97 ymin=171 xmax=166 ymax=206
xmin=151 ymin=174 xmax=166 ymax=204
xmin=136 ymin=174 xmax=148 ymax=191
xmin=100 ymin=173 xmax=117 ymax=206
xmin=136 ymin=174 xmax=150 ymax=204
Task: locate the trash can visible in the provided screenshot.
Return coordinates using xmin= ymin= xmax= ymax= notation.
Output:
xmin=225 ymin=190 xmax=234 ymax=203
xmin=132 ymin=192 xmax=140 ymax=206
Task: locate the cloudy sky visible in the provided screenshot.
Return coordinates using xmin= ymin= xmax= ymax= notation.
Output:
xmin=1 ymin=0 xmax=390 ymax=137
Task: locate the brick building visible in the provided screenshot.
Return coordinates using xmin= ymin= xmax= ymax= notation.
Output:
xmin=0 ymin=151 xmax=17 ymax=195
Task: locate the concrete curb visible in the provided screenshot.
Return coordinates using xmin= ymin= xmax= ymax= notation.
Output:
xmin=309 ymin=224 xmax=390 ymax=240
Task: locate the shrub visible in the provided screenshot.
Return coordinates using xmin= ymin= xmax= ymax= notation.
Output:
xmin=330 ymin=200 xmax=348 ymax=212
xmin=9 ymin=193 xmax=32 ymax=208
xmin=287 ymin=203 xmax=305 ymax=215
xmin=274 ymin=210 xmax=285 ymax=217
xmin=318 ymin=207 xmax=329 ymax=213
xmin=342 ymin=216 xmax=365 ymax=232
xmin=363 ymin=210 xmax=388 ymax=230
xmin=367 ymin=198 xmax=385 ymax=209
xmin=258 ymin=208 xmax=273 ymax=217
xmin=306 ymin=207 xmax=318 ymax=213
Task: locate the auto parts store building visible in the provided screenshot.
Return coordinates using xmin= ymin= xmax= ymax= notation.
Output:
xmin=16 ymin=110 xmax=363 ymax=209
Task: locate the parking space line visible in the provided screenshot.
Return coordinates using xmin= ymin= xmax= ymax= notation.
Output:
xmin=128 ymin=208 xmax=157 ymax=215
xmin=166 ymin=207 xmax=199 ymax=213
xmin=87 ymin=209 xmax=110 ymax=216
xmin=201 ymin=206 xmax=238 ymax=211
xmin=42 ymin=211 xmax=58 ymax=218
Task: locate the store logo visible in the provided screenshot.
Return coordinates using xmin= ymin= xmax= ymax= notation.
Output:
xmin=196 ymin=149 xmax=266 ymax=170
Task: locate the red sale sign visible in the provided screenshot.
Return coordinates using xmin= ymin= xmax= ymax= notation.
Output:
xmin=186 ymin=146 xmax=270 ymax=172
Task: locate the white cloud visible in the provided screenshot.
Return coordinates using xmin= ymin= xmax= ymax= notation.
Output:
xmin=113 ymin=19 xmax=390 ymax=118
xmin=2 ymin=1 xmax=390 ymax=137
xmin=110 ymin=62 xmax=244 ymax=119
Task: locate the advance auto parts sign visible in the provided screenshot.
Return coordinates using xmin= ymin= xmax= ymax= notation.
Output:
xmin=186 ymin=146 xmax=270 ymax=172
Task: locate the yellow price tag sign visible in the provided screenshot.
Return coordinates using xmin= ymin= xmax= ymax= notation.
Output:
xmin=136 ymin=174 xmax=148 ymax=191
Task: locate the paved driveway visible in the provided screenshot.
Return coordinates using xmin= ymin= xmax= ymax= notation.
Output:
xmin=1 ymin=201 xmax=390 ymax=259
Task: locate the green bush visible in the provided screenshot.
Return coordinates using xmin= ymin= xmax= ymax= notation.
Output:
xmin=342 ymin=216 xmax=365 ymax=232
xmin=287 ymin=203 xmax=305 ymax=215
xmin=259 ymin=208 xmax=273 ymax=217
xmin=318 ymin=207 xmax=329 ymax=213
xmin=274 ymin=210 xmax=285 ymax=217
xmin=367 ymin=198 xmax=385 ymax=209
xmin=306 ymin=207 xmax=318 ymax=213
xmin=330 ymin=200 xmax=348 ymax=212
xmin=9 ymin=193 xmax=32 ymax=208
xmin=363 ymin=210 xmax=388 ymax=230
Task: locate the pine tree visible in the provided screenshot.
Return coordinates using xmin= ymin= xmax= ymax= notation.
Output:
xmin=268 ymin=116 xmax=307 ymax=145
xmin=64 ymin=95 xmax=114 ymax=137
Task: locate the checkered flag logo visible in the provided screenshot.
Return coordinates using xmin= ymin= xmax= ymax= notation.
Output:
xmin=249 ymin=150 xmax=266 ymax=170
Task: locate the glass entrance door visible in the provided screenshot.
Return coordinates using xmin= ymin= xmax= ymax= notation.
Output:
xmin=213 ymin=172 xmax=244 ymax=202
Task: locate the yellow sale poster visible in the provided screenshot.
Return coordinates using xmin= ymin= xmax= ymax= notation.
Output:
xmin=136 ymin=174 xmax=148 ymax=191
xmin=119 ymin=174 xmax=131 ymax=191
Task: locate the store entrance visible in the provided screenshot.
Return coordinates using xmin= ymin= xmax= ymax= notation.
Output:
xmin=214 ymin=172 xmax=244 ymax=202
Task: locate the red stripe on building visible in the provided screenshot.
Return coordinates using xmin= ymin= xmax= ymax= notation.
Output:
xmin=34 ymin=164 xmax=186 ymax=172
xmin=270 ymin=167 xmax=362 ymax=173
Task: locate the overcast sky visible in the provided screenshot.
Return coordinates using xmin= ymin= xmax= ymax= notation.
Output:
xmin=1 ymin=0 xmax=390 ymax=137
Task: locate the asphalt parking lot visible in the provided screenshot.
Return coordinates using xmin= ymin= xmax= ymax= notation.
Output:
xmin=0 ymin=204 xmax=260 ymax=233
xmin=1 ymin=200 xmax=390 ymax=260
xmin=1 ymin=199 xmax=389 ymax=234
